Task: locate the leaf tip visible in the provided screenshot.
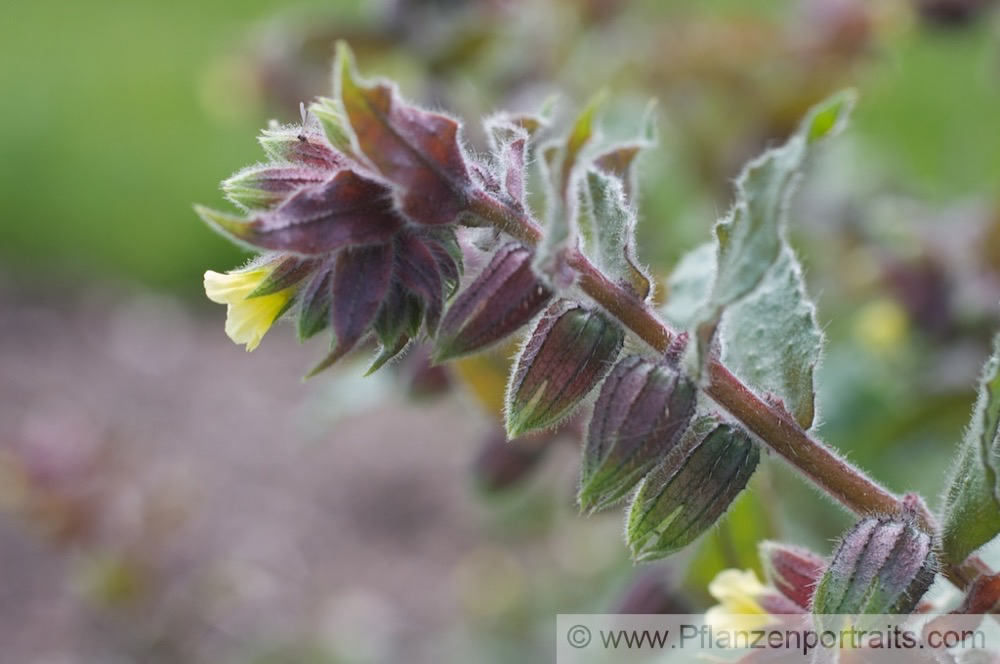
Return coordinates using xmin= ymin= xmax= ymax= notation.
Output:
xmin=804 ymin=89 xmax=857 ymax=145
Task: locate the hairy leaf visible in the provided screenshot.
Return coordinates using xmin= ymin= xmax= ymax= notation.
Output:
xmin=721 ymin=247 xmax=823 ymax=429
xmin=580 ymin=169 xmax=653 ymax=301
xmin=248 ymin=256 xmax=318 ymax=298
xmin=223 ymin=164 xmax=329 ymax=211
xmin=307 ymin=243 xmax=395 ymax=375
xmin=941 ymin=334 xmax=1000 ymax=564
xmin=336 ymin=42 xmax=471 ymax=226
xmin=394 ymin=233 xmax=446 ymax=335
xmin=197 ymin=170 xmax=402 ymax=254
xmin=710 ymin=92 xmax=853 ymax=310
xmin=297 ymin=261 xmax=335 ymax=340
xmin=592 ymin=99 xmax=657 ymax=203
xmin=661 ymin=243 xmax=716 ymax=331
xmin=258 ymin=122 xmax=342 ymax=169
xmin=309 ymin=96 xmax=361 ymax=161
xmin=692 ymin=92 xmax=854 ymax=374
xmin=535 ymin=94 xmax=604 ymax=283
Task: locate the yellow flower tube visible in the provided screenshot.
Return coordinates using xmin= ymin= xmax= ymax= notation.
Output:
xmin=204 ymin=266 xmax=295 ymax=351
xmin=704 ymin=569 xmax=774 ymax=632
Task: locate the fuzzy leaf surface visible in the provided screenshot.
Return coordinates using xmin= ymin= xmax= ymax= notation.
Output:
xmin=692 ymin=92 xmax=853 ymax=373
xmin=580 ymin=170 xmax=652 ymax=301
xmin=721 ymin=247 xmax=823 ymax=429
xmin=941 ymin=334 xmax=1000 ymax=564
xmin=197 ymin=171 xmax=402 ymax=255
xmin=337 ymin=43 xmax=471 ymax=226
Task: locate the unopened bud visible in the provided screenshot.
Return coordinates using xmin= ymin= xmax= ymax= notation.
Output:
xmin=627 ymin=419 xmax=759 ymax=561
xmin=579 ymin=355 xmax=697 ymax=512
xmin=435 ymin=243 xmax=552 ymax=362
xmin=472 ymin=428 xmax=555 ymax=494
xmin=505 ymin=301 xmax=624 ymax=437
xmin=223 ymin=164 xmax=328 ymax=210
xmin=760 ymin=541 xmax=826 ymax=611
xmin=812 ymin=516 xmax=937 ymax=615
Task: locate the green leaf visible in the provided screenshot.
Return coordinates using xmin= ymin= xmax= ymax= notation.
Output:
xmin=579 ymin=170 xmax=653 ymax=301
xmin=692 ymin=91 xmax=854 ymax=375
xmin=711 ymin=92 xmax=853 ymax=310
xmin=535 ymin=94 xmax=605 ymax=280
xmin=661 ymin=243 xmax=716 ymax=331
xmin=592 ymin=99 xmax=657 ymax=203
xmin=721 ymin=247 xmax=823 ymax=429
xmin=309 ymin=96 xmax=361 ymax=161
xmin=941 ymin=334 xmax=1000 ymax=564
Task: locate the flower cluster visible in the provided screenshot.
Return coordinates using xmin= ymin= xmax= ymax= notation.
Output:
xmin=200 ymin=45 xmax=474 ymax=372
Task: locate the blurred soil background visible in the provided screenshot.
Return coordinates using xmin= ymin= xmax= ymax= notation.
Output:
xmin=2 ymin=0 xmax=1000 ymax=662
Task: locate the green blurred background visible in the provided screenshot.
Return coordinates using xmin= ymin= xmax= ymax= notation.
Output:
xmin=2 ymin=0 xmax=1000 ymax=662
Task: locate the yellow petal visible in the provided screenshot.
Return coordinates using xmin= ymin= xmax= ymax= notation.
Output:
xmin=704 ymin=569 xmax=773 ymax=633
xmin=204 ymin=265 xmax=293 ymax=351
xmin=203 ymin=268 xmax=269 ymax=305
xmin=224 ymin=290 xmax=292 ymax=351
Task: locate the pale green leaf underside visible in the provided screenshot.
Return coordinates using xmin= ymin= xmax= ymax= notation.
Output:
xmin=661 ymin=242 xmax=715 ymax=332
xmin=721 ymin=247 xmax=823 ymax=429
xmin=581 ymin=169 xmax=652 ymax=300
xmin=941 ymin=334 xmax=1000 ymax=564
xmin=709 ymin=91 xmax=853 ymax=315
xmin=664 ymin=92 xmax=849 ymax=424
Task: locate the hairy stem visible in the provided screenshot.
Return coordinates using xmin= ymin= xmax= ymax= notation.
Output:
xmin=471 ymin=192 xmax=990 ymax=591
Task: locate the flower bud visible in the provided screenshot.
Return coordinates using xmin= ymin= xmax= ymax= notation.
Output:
xmin=471 ymin=428 xmax=555 ymax=494
xmin=435 ymin=243 xmax=552 ymax=362
xmin=627 ymin=419 xmax=759 ymax=561
xmin=258 ymin=124 xmax=342 ymax=169
xmin=223 ymin=164 xmax=328 ymax=210
xmin=614 ymin=569 xmax=692 ymax=615
xmin=760 ymin=541 xmax=826 ymax=611
xmin=505 ymin=301 xmax=624 ymax=438
xmin=579 ymin=355 xmax=697 ymax=513
xmin=812 ymin=516 xmax=937 ymax=615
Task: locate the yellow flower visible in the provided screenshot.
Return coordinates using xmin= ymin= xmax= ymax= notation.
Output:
xmin=854 ymin=298 xmax=909 ymax=354
xmin=704 ymin=569 xmax=774 ymax=632
xmin=204 ymin=267 xmax=294 ymax=351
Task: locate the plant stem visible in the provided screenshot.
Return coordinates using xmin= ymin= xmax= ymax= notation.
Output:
xmin=471 ymin=192 xmax=991 ymax=591
xmin=570 ymin=250 xmax=900 ymax=515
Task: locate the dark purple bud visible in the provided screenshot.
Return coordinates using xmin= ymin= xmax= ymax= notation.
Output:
xmin=505 ymin=301 xmax=625 ymax=438
xmin=627 ymin=419 xmax=759 ymax=561
xmin=579 ymin=355 xmax=697 ymax=513
xmin=197 ymin=170 xmax=403 ymax=255
xmin=472 ymin=428 xmax=555 ymax=494
xmin=435 ymin=243 xmax=553 ymax=362
xmin=760 ymin=541 xmax=826 ymax=611
xmin=223 ymin=164 xmax=328 ymax=210
xmin=338 ymin=44 xmax=471 ymax=226
xmin=614 ymin=568 xmax=692 ymax=615
xmin=812 ymin=516 xmax=937 ymax=615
